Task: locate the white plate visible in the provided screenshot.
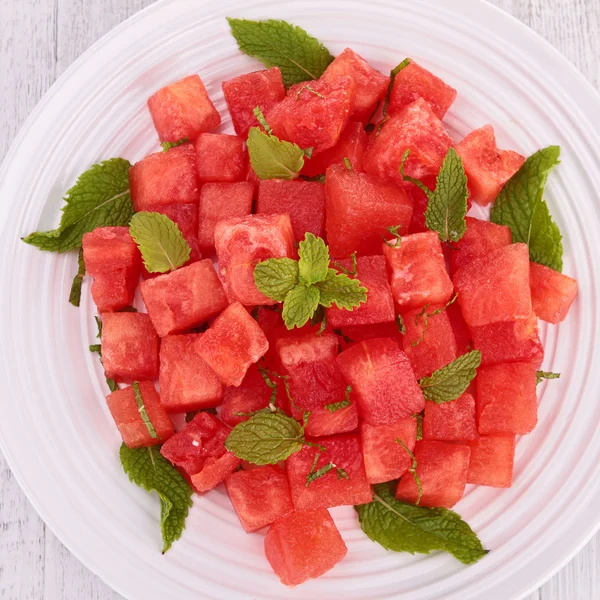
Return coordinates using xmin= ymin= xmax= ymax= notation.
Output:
xmin=1 ymin=0 xmax=600 ymax=598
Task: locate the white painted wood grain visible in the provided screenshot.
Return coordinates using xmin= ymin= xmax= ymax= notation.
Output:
xmin=0 ymin=0 xmax=598 ymax=598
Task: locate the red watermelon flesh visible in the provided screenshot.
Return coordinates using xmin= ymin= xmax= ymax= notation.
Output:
xmin=264 ymin=509 xmax=347 ymax=587
xmin=336 ymin=338 xmax=425 ymax=425
xmin=341 ymin=322 xmax=404 ymax=349
xmin=256 ymin=180 xmax=326 ymax=241
xmin=194 ymin=133 xmax=247 ymax=183
xmin=395 ymin=440 xmax=470 ymax=508
xmin=222 ymin=67 xmax=285 ymax=138
xmin=286 ymin=433 xmax=372 ymax=510
xmin=406 ymin=175 xmax=436 ymax=234
xmin=529 ymin=261 xmax=578 ymax=324
xmin=147 ymin=74 xmax=221 ymax=143
xmin=139 ymin=259 xmax=229 ymax=337
xmin=325 ymin=164 xmax=413 ymax=257
xmin=101 ymin=313 xmax=159 ymax=383
xmin=106 ymin=381 xmax=174 ymax=448
xmin=422 ymin=393 xmax=478 ymax=441
xmin=361 ymin=416 xmax=417 ymax=484
xmin=446 ymin=302 xmax=473 ymax=355
xmin=214 ymin=214 xmax=296 ymax=306
xmin=455 ymin=125 xmax=525 ymax=206
xmin=302 ymin=402 xmax=359 ymax=438
xmin=465 ymin=435 xmax=516 ymax=488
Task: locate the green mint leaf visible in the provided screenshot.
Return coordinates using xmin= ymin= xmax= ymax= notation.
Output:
xmin=129 ymin=212 xmax=191 ymax=273
xmin=89 ymin=344 xmax=102 ymax=355
xmin=253 ymin=106 xmax=272 ymax=135
xmin=120 ymin=444 xmax=193 ymax=553
xmin=224 ymin=411 xmax=305 ymax=465
xmin=298 ymin=233 xmax=330 ymax=285
xmin=536 ymin=370 xmax=561 ymax=385
xmin=343 ymin=157 xmax=353 ymax=170
xmin=254 ymin=257 xmax=299 ymax=302
xmin=296 ymin=84 xmax=325 ymax=100
xmin=396 ymin=314 xmax=407 ymax=335
xmin=69 ymin=248 xmax=86 ymax=307
xmin=107 ymin=378 xmax=119 ymax=392
xmin=300 ymin=173 xmax=326 ymax=183
xmin=303 ymin=147 xmax=314 ymax=160
xmin=355 ymin=483 xmax=487 ymax=565
xmin=247 ymin=127 xmax=305 ymax=180
xmin=94 ymin=315 xmax=103 ymax=338
xmin=314 ymin=268 xmax=367 ymax=310
xmin=90 ymin=319 xmax=119 ymax=392
xmin=419 ymin=350 xmax=482 ymax=403
xmin=490 ymin=146 xmax=563 ymax=271
xmin=336 ymin=467 xmax=349 ymax=480
xmin=23 ymin=158 xmax=133 ymax=253
xmin=383 ymin=224 xmax=403 ymax=247
xmin=382 ymin=58 xmax=411 ymax=117
xmin=282 ymin=284 xmax=320 ymax=329
xmin=332 ymin=251 xmax=357 ymax=276
xmin=396 ymin=438 xmax=423 ymax=505
xmin=227 ymin=18 xmax=334 ymax=87
xmin=132 ymin=382 xmax=159 ymax=439
xmin=306 ymin=462 xmax=335 ymax=486
xmin=161 ymin=138 xmax=189 ymax=152
xmin=413 ymin=412 xmax=424 ymax=441
xmin=324 ymin=385 xmax=352 ymax=412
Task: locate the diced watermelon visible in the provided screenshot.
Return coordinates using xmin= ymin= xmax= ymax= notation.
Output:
xmin=465 ymin=435 xmax=516 ymax=488
xmin=477 ymin=361 xmax=538 ymax=435
xmin=422 ymin=393 xmax=478 ymax=441
xmin=529 ymin=262 xmax=578 ymax=324
xmin=446 ymin=302 xmax=472 ymax=355
xmin=197 ymin=301 xmax=269 ymax=386
xmin=264 ymin=509 xmax=347 ymax=587
xmin=139 ymin=259 xmax=229 ymax=337
xmin=256 ymin=180 xmax=325 ymax=241
xmin=266 ymin=76 xmax=355 ymax=154
xmin=341 ymin=321 xmax=404 ymax=347
xmin=222 ymin=67 xmax=285 ymax=138
xmin=101 ymin=313 xmax=159 ymax=382
xmin=129 ymin=144 xmax=200 ymax=210
xmin=325 ymin=164 xmax=413 ymax=257
xmin=214 ymin=214 xmax=295 ymax=306
xmin=159 ymin=334 xmax=223 ymax=413
xmin=395 ymin=440 xmax=470 ymax=508
xmin=286 ymin=433 xmax=372 ymax=510
xmin=106 ymin=381 xmax=174 ymax=448
xmin=361 ymin=417 xmax=417 ymax=484
xmin=225 ymin=465 xmax=294 ymax=532
xmin=336 ymin=338 xmax=425 ymax=425
xmin=455 ymin=125 xmax=526 ymax=206
xmin=388 ymin=59 xmax=457 ymax=120
xmin=327 ymin=255 xmax=395 ymax=328
xmin=301 ymin=121 xmax=368 ymax=177
xmin=453 ymin=243 xmax=532 ymax=327
xmin=320 ymin=48 xmax=389 ymax=122
xmin=197 ymin=182 xmax=253 ymax=251
xmin=384 ymin=231 xmax=454 ymax=312
xmin=302 ymin=403 xmax=359 ymax=438
xmin=363 ymin=98 xmax=454 ymax=184
xmin=194 ymin=133 xmax=247 ymax=183
xmin=82 ymin=227 xmax=141 ymax=312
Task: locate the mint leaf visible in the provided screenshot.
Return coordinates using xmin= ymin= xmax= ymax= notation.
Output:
xmin=254 ymin=257 xmax=299 ymax=302
xmin=227 ymin=18 xmax=334 ymax=87
xmin=419 ymin=350 xmax=481 ymax=403
xmin=383 ymin=58 xmax=410 ymax=116
xmin=247 ymin=127 xmax=305 ymax=180
xmin=132 ymin=382 xmax=159 ymax=439
xmin=490 ymin=146 xmax=563 ymax=271
xmin=396 ymin=438 xmax=422 ymax=504
xmin=23 ymin=158 xmax=133 ymax=253
xmin=413 ymin=412 xmax=423 ymax=441
xmin=332 ymin=251 xmax=357 ymax=276
xmin=537 ymin=370 xmax=560 ymax=385
xmin=314 ymin=269 xmax=367 ymax=310
xmin=120 ymin=444 xmax=193 ymax=553
xmin=298 ymin=233 xmax=330 ymax=285
xmin=282 ymin=284 xmax=320 ymax=329
xmin=356 ymin=483 xmax=487 ymax=565
xmin=396 ymin=314 xmax=406 ymax=335
xmin=253 ymin=106 xmax=272 ymax=135
xmin=161 ymin=138 xmax=188 ymax=152
xmin=324 ymin=385 xmax=352 ymax=412
xmin=129 ymin=212 xmax=190 ymax=273
xmin=343 ymin=157 xmax=353 ymax=170
xmin=69 ymin=248 xmax=86 ymax=307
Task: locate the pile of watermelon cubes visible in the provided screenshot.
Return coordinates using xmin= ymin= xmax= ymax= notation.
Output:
xmin=82 ymin=49 xmax=578 ymax=586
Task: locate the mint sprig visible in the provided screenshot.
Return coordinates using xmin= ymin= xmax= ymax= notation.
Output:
xmin=537 ymin=370 xmax=560 ymax=385
xmin=132 ymin=382 xmax=159 ymax=439
xmin=161 ymin=138 xmax=189 ymax=152
xmin=324 ymin=385 xmax=352 ymax=413
xmin=69 ymin=248 xmax=86 ymax=307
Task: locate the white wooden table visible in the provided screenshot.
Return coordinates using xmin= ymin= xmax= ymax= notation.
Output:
xmin=1 ymin=0 xmax=599 ymax=598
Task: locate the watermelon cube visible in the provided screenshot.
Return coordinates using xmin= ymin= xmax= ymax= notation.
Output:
xmin=302 ymin=402 xmax=359 ymax=438
xmin=160 ymin=412 xmax=241 ymax=492
xmin=388 ymin=59 xmax=457 ymax=120
xmin=140 ymin=259 xmax=229 ymax=337
xmin=320 ymin=48 xmax=389 ymax=122
xmin=264 ymin=509 xmax=347 ymax=587
xmin=82 ymin=227 xmax=141 ymax=312
xmin=466 ymin=435 xmax=516 ymax=487
xmin=286 ymin=433 xmax=372 ymax=510
xmin=446 ymin=302 xmax=472 ymax=356
xmin=327 ymin=255 xmax=395 ymax=328
xmin=455 ymin=125 xmax=526 ymax=206
xmin=336 ymin=338 xmax=425 ymax=425
xmin=529 ymin=262 xmax=578 ymax=324
xmin=159 ymin=334 xmax=223 ymax=413
xmin=147 ymin=75 xmax=221 ymax=143
xmin=301 ymin=121 xmax=368 ymax=177
xmin=453 ymin=243 xmax=532 ymax=327
xmin=194 ymin=133 xmax=247 ymax=183
xmin=325 ymin=164 xmax=413 ymax=257
xmin=222 ymin=67 xmax=285 ymax=138
xmin=214 ymin=214 xmax=295 ymax=306
xmin=197 ymin=301 xmax=269 ymax=386
xmin=266 ymin=76 xmax=355 ymax=153
xmin=422 ymin=393 xmax=478 ymax=441
xmin=101 ymin=313 xmax=159 ymax=382
xmin=225 ymin=465 xmax=294 ymax=532
xmin=129 ymin=144 xmax=200 ymax=211
xmin=361 ymin=416 xmax=418 ymax=484
xmin=106 ymin=381 xmax=174 ymax=448
xmin=477 ymin=361 xmax=538 ymax=435
xmin=363 ymin=98 xmax=454 ymax=184
xmin=384 ymin=231 xmax=454 ymax=312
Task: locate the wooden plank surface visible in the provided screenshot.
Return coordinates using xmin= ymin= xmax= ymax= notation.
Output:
xmin=0 ymin=0 xmax=598 ymax=598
